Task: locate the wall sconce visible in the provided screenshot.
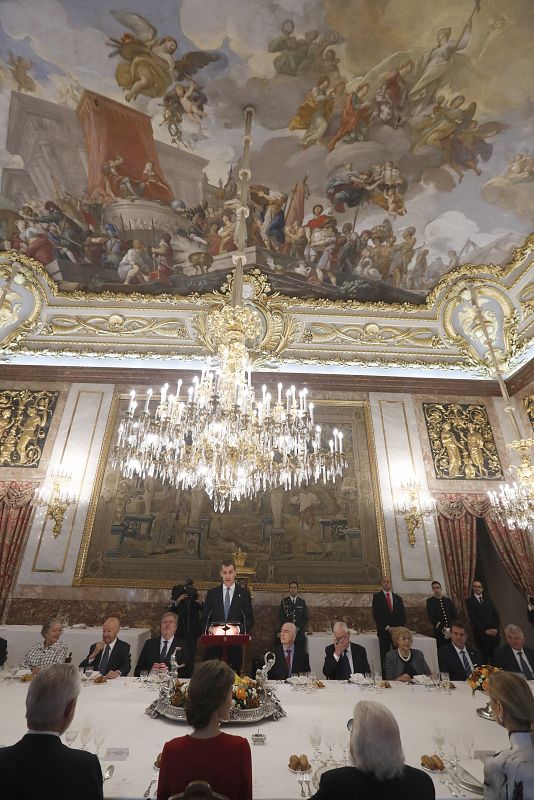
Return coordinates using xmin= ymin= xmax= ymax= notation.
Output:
xmin=36 ymin=463 xmax=76 ymax=537
xmin=394 ymin=475 xmax=436 ymax=546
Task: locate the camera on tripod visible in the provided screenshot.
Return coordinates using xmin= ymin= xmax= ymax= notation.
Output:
xmin=171 ymin=578 xmax=198 ymax=602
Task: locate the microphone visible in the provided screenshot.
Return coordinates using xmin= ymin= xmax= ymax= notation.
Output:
xmin=204 ymin=609 xmax=212 ymax=634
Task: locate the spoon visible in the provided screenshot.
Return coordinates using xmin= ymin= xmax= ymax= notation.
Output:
xmin=104 ymin=765 xmax=115 ymax=781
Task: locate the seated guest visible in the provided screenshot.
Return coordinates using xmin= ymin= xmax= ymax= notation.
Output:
xmin=438 ymin=620 xmax=481 ymax=681
xmin=0 ymin=635 xmax=7 ymax=667
xmin=134 ymin=612 xmax=191 ymax=677
xmin=0 ymin=662 xmax=103 ymax=799
xmin=493 ymin=624 xmax=534 ymax=679
xmin=323 ymin=621 xmax=370 ymax=680
xmin=269 ymin=622 xmax=310 ymax=680
xmin=79 ymin=616 xmax=131 ymax=678
xmin=484 ymin=671 xmax=534 ymax=800
xmin=384 ymin=627 xmax=431 ymax=682
xmin=157 ymin=660 xmax=252 ymax=800
xmin=311 ymin=700 xmax=435 ymax=799
xmin=23 ymin=617 xmax=68 ymax=672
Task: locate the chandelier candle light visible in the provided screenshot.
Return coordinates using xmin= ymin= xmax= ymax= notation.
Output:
xmin=113 ymin=107 xmax=346 ymax=512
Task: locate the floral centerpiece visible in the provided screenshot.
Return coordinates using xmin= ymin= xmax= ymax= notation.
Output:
xmin=232 ymin=675 xmax=260 ymax=710
xmin=467 ymin=665 xmax=500 ymax=696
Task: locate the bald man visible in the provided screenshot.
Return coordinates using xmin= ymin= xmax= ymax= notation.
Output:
xmin=79 ymin=617 xmax=131 ymax=678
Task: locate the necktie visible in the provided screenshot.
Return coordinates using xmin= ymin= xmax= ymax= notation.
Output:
xmin=340 ymin=650 xmax=351 ymax=680
xmin=285 ymin=649 xmax=292 ymax=675
xmin=518 ymin=651 xmax=534 ymax=680
xmin=99 ymin=644 xmax=110 ymax=675
xmin=460 ymin=650 xmax=471 ymax=676
xmin=160 ymin=640 xmax=169 ymax=662
xmin=478 ymin=595 xmax=483 ymax=604
xmin=224 ymin=587 xmax=231 ymax=620
xmin=386 ymin=592 xmax=393 ymax=613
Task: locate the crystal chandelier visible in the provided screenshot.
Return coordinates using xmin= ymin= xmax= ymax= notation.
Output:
xmin=112 ymin=107 xmax=346 ymax=512
xmin=460 ymin=284 xmax=534 ymax=531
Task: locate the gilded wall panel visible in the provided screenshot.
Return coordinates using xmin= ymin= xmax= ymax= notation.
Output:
xmin=0 ymin=389 xmax=59 ymax=467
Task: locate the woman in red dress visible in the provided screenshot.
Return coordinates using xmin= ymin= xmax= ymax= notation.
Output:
xmin=157 ymin=660 xmax=252 ymax=800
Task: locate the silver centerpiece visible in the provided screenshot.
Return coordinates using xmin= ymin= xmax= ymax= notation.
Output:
xmin=146 ymin=651 xmax=285 ymax=722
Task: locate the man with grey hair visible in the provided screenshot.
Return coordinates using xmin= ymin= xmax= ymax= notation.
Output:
xmin=493 ymin=624 xmax=534 ymax=679
xmin=134 ymin=611 xmax=191 ymax=676
xmin=323 ymin=621 xmax=370 ymax=680
xmin=0 ymin=663 xmax=103 ymax=798
xmin=269 ymin=621 xmax=310 ymax=680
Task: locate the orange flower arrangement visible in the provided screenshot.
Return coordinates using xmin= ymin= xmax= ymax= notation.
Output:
xmin=467 ymin=664 xmax=500 ymax=695
xmin=232 ymin=675 xmax=260 ymax=709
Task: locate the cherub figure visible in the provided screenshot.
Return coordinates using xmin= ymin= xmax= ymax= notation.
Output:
xmin=8 ymin=52 xmax=36 ymax=93
xmin=107 ymin=10 xmax=218 ymax=102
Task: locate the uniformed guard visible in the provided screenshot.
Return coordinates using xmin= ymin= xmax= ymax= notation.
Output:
xmin=426 ymin=580 xmax=458 ymax=648
xmin=279 ymin=581 xmax=308 ymax=646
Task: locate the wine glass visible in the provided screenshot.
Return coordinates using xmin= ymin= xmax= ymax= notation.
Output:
xmin=93 ymin=726 xmax=108 ymax=756
xmin=324 ymin=728 xmax=336 ymax=762
xmin=373 ymin=672 xmax=383 ymax=693
xmin=140 ymin=670 xmax=149 ymax=683
xmin=432 ymin=723 xmax=445 ymax=758
xmin=65 ymin=729 xmax=78 ymax=747
xmin=440 ymin=671 xmax=451 ymax=693
xmin=80 ymin=719 xmax=92 ymax=751
xmin=309 ymin=727 xmax=322 ymax=761
xmin=338 ymin=730 xmax=350 ymax=765
xmin=462 ymin=731 xmax=474 ymax=760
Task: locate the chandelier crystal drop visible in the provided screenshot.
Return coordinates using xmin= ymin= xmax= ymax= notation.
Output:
xmin=112 ymin=106 xmax=346 ymax=512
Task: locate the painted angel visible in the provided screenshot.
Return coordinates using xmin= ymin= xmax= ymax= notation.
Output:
xmin=107 ymin=10 xmax=218 ymax=102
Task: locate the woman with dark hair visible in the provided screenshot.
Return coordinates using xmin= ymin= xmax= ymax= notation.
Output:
xmin=485 ymin=671 xmax=534 ymax=799
xmin=156 ymin=661 xmax=252 ymax=800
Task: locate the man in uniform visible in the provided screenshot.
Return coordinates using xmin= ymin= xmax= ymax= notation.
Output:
xmin=279 ymin=581 xmax=308 ymax=646
xmin=426 ymin=580 xmax=458 ymax=648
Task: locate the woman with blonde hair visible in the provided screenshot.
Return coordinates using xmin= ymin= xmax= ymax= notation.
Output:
xmin=157 ymin=660 xmax=252 ymax=800
xmin=311 ymin=700 xmax=434 ymax=798
xmin=485 ymin=671 xmax=534 ymax=799
xmin=384 ymin=626 xmax=431 ymax=682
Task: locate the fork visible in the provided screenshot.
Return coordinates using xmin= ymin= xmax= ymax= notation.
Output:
xmin=297 ymin=772 xmax=306 ymax=798
xmin=445 ymin=779 xmax=467 ymax=797
xmin=303 ymin=772 xmax=312 ymax=797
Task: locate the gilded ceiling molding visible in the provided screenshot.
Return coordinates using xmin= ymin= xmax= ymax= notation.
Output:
xmin=0 ymin=256 xmax=46 ymax=351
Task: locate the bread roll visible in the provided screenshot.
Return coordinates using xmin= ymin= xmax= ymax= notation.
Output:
xmin=431 ymin=754 xmax=445 ymax=771
xmin=289 ymin=755 xmax=300 ymax=770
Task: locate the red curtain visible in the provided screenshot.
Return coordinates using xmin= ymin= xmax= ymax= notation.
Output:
xmin=435 ymin=494 xmax=478 ymax=615
xmin=0 ymin=481 xmax=37 ymax=620
xmin=483 ymin=513 xmax=534 ymax=598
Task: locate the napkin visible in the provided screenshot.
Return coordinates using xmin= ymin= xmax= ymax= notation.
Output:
xmin=458 ymin=759 xmax=484 ymax=787
xmin=411 ymin=674 xmax=433 ymax=685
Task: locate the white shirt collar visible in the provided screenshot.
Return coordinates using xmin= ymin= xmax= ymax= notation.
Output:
xmin=223 ymin=583 xmax=235 ymax=595
xmin=27 ymin=730 xmax=61 ymax=737
xmin=104 ymin=638 xmax=117 ymax=653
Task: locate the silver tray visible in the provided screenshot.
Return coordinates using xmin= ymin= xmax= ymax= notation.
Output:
xmin=155 ymin=697 xmax=279 ymax=723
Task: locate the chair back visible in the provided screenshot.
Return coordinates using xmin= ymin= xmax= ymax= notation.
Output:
xmin=168 ymin=780 xmax=229 ymax=800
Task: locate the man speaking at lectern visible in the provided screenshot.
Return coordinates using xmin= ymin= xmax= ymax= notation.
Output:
xmin=202 ymin=558 xmax=254 ymax=672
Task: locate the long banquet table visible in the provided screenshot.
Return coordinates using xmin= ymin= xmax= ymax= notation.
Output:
xmin=1 ymin=675 xmax=513 ymax=799
xmin=0 ymin=625 xmax=151 ymax=671
xmin=306 ymin=631 xmax=439 ymax=676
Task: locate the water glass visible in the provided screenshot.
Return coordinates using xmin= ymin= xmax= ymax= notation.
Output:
xmin=80 ymin=719 xmax=92 ymax=751
xmin=140 ymin=670 xmax=149 ymax=683
xmin=309 ymin=728 xmax=321 ymax=760
xmin=462 ymin=731 xmax=474 ymax=759
xmin=93 ymin=726 xmax=108 ymax=755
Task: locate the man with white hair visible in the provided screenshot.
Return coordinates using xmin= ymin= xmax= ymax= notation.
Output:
xmin=493 ymin=624 xmax=534 ymax=679
xmin=269 ymin=622 xmax=311 ymax=680
xmin=79 ymin=616 xmax=131 ymax=678
xmin=0 ymin=663 xmax=103 ymax=798
xmin=323 ymin=621 xmax=370 ymax=680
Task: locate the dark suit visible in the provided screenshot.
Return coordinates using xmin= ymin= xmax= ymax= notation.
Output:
xmin=372 ymin=590 xmax=407 ymax=672
xmin=311 ymin=764 xmax=435 ymax=800
xmin=493 ymin=643 xmax=534 ymax=676
xmin=0 ymin=733 xmax=103 ymax=800
xmin=426 ymin=594 xmax=458 ymax=648
xmin=79 ymin=637 xmax=131 ymax=676
xmin=438 ymin=641 xmax=481 ymax=681
xmin=269 ymin=642 xmax=310 ymax=680
xmin=134 ymin=634 xmax=191 ymax=677
xmin=323 ymin=641 xmax=370 ymax=680
xmin=466 ymin=593 xmax=501 ymax=663
xmin=202 ymin=583 xmax=254 ymax=671
xmin=279 ymin=596 xmax=308 ymax=646
xmin=0 ymin=636 xmax=7 ymax=667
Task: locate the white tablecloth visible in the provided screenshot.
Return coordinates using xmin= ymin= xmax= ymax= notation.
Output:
xmin=0 ymin=676 xmax=511 ymax=799
xmin=307 ymin=632 xmax=439 ymax=676
xmin=0 ymin=625 xmax=151 ymax=673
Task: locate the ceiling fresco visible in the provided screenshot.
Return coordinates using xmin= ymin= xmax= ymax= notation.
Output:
xmin=0 ymin=0 xmax=532 ymax=306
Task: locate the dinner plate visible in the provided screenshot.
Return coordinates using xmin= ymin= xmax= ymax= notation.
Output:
xmin=452 ymin=764 xmax=484 ymax=795
xmin=288 ymin=766 xmax=312 ymax=774
xmin=312 ymin=763 xmax=343 ymax=789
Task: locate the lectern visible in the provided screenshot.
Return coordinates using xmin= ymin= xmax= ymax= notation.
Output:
xmin=200 ymin=624 xmax=251 ymax=674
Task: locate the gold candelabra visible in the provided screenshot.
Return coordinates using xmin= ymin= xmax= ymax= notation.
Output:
xmin=394 ymin=475 xmax=437 ymax=546
xmin=36 ymin=464 xmax=76 ymax=537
